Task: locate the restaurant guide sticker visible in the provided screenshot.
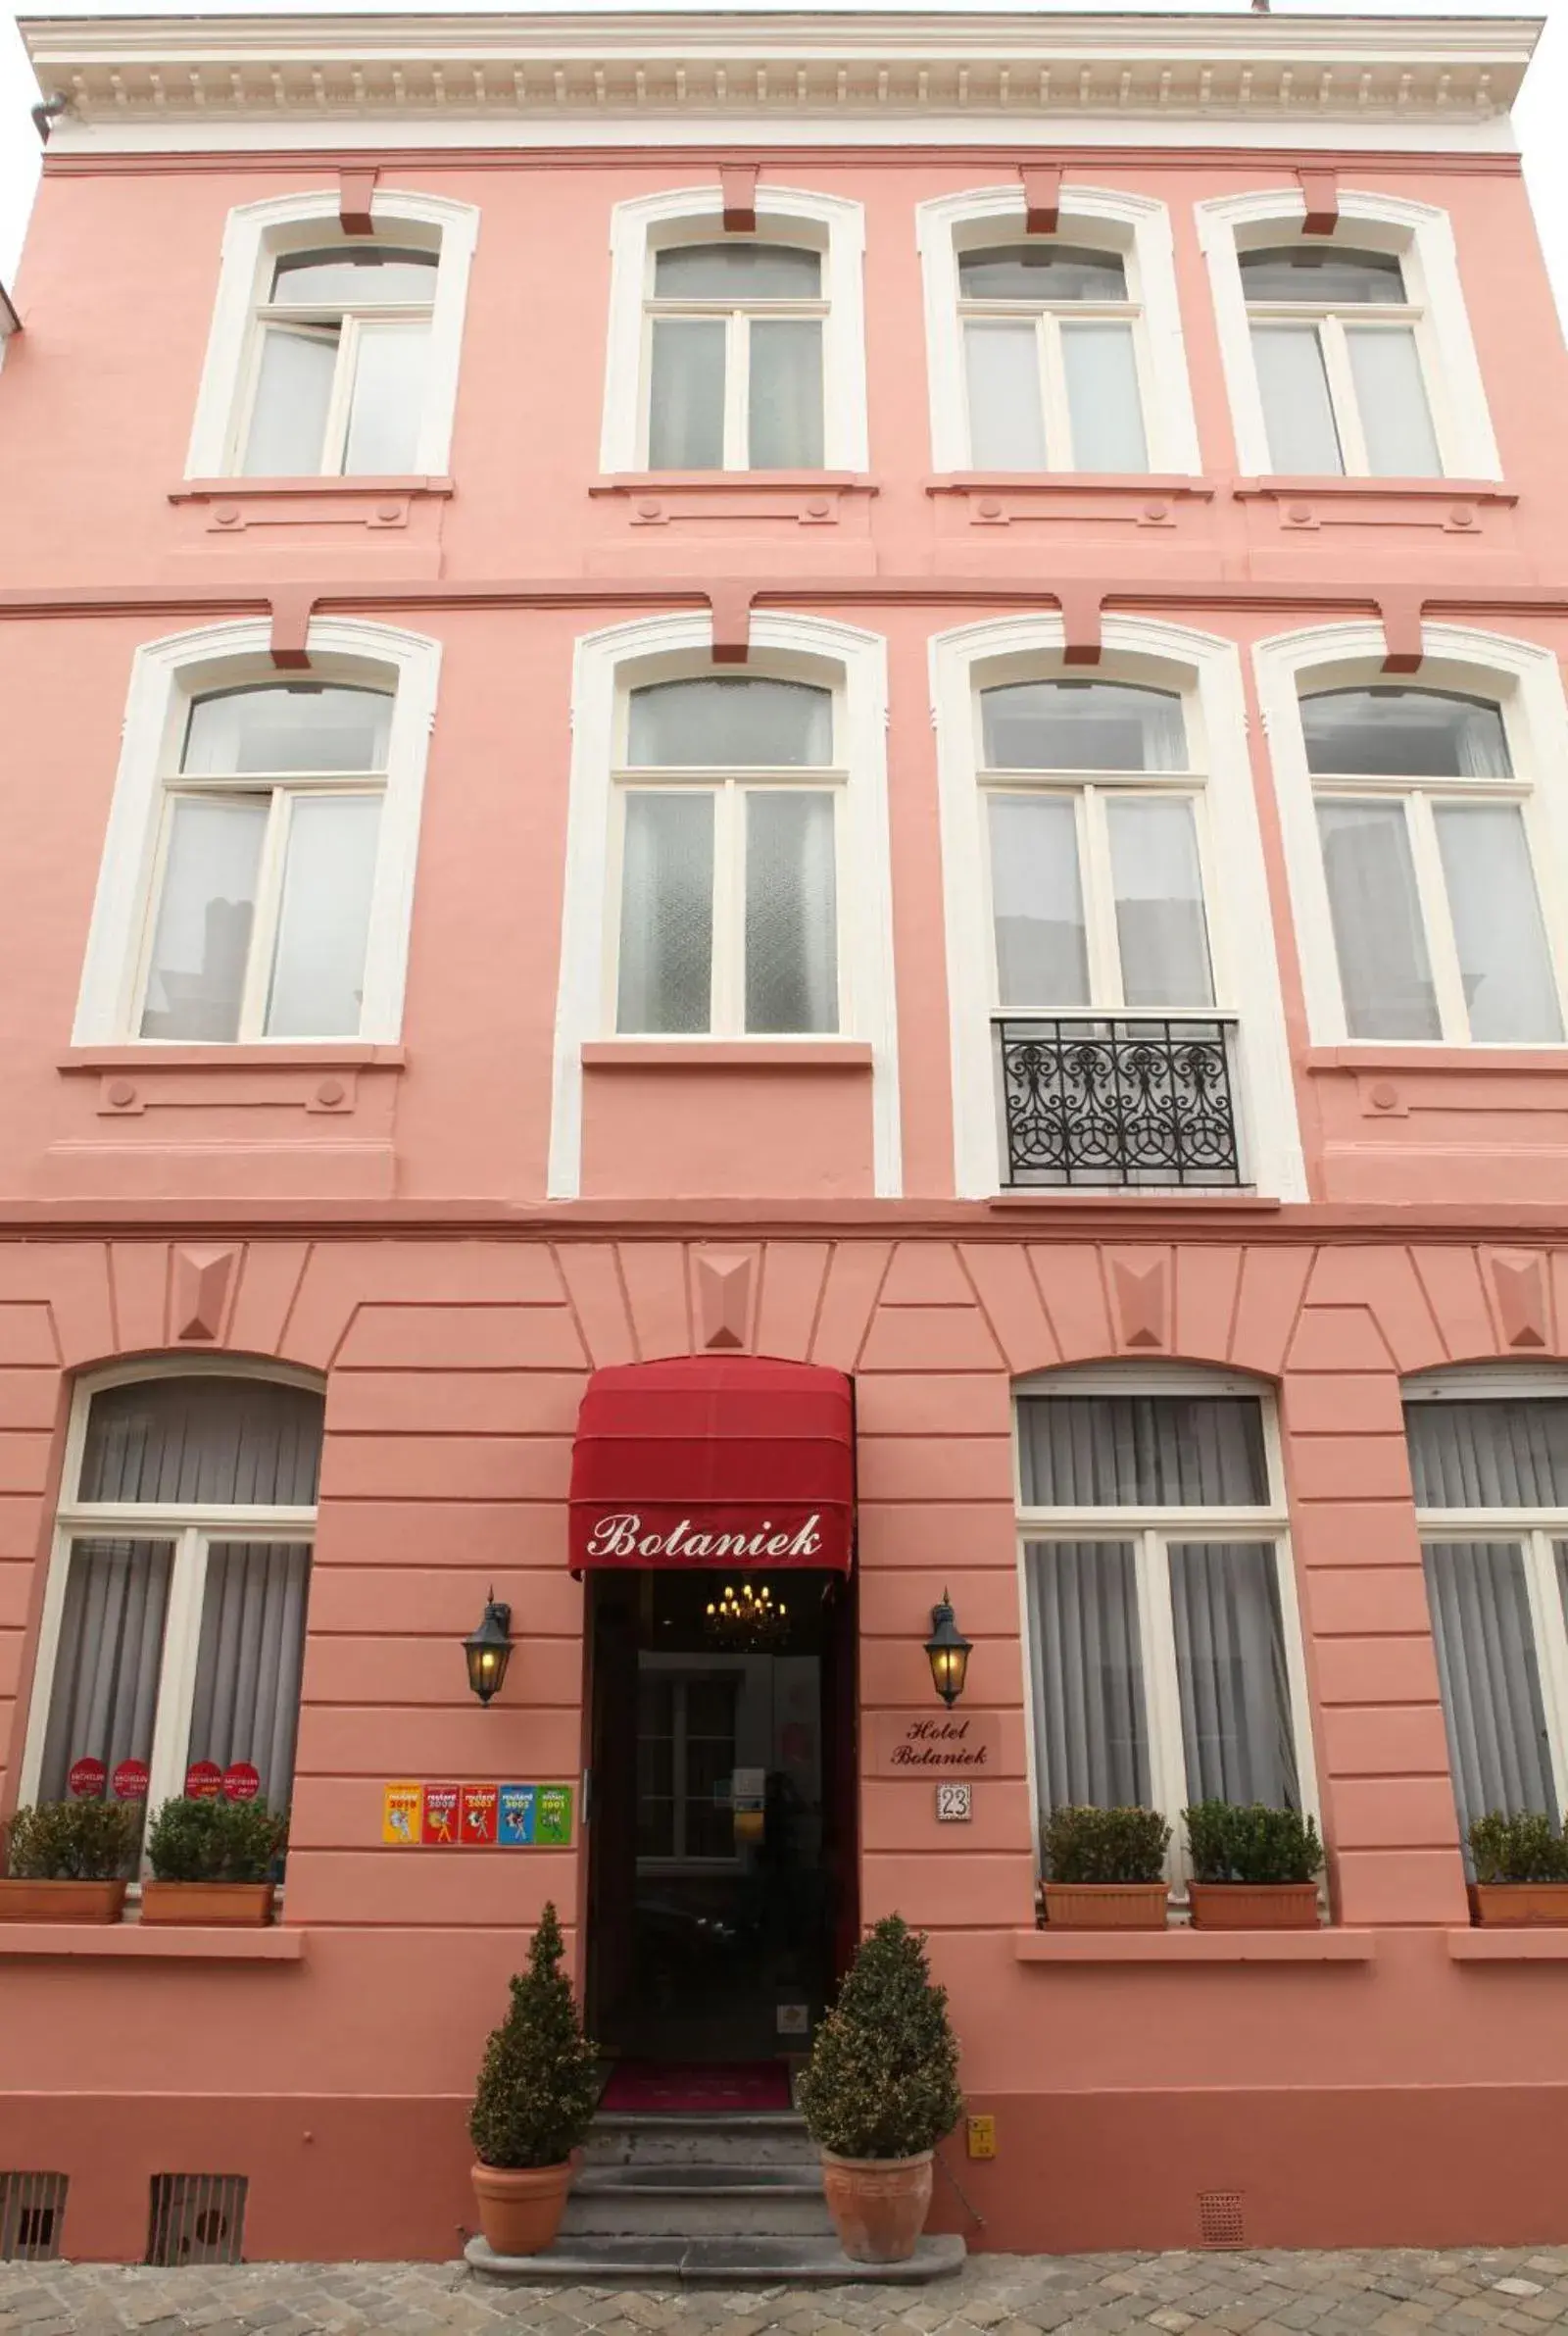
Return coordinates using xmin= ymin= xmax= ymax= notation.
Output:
xmin=113 ymin=1758 xmax=149 ymax=1803
xmin=421 ymin=1783 xmax=461 ymax=1845
xmin=68 ymin=1757 xmax=106 ymax=1799
xmin=461 ymin=1783 xmax=498 ymax=1845
xmin=382 ymin=1782 xmax=421 ymax=1846
xmin=498 ymin=1785 xmax=536 ymax=1845
xmin=537 ymin=1786 xmax=573 ymax=1846
xmin=379 ymin=1783 xmax=575 ymax=1845
xmin=184 ymin=1762 xmax=223 ymax=1800
xmin=222 ymin=1763 xmax=261 ymax=1803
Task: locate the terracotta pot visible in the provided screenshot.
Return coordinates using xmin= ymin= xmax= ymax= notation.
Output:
xmin=1188 ymin=1882 xmax=1321 ymax=1931
xmin=1470 ymin=1881 xmax=1568 ymax=1928
xmin=0 ymin=1878 xmax=127 ymax=1924
xmin=1043 ymin=1882 xmax=1169 ymax=1931
xmin=469 ymin=2160 xmax=574 ymax=2258
xmin=820 ymin=2149 xmax=933 ymax=2264
xmin=140 ymin=1881 xmax=276 ymax=1927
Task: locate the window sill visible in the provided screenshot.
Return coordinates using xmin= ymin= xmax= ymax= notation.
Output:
xmin=927 ymin=473 xmax=1214 ymax=500
xmin=1232 ymin=476 xmax=1513 ymax=504
xmin=0 ymin=1923 xmax=306 ymax=1962
xmin=59 ymin=1046 xmax=407 ymax=1073
xmin=987 ymin=1191 xmax=1277 ymax=1212
xmin=1303 ymin=1047 xmax=1568 ymax=1075
xmin=170 ymin=477 xmax=455 ymax=503
xmin=582 ymin=1040 xmax=872 ymax=1072
xmin=591 ymin=472 xmax=877 ymax=496
xmin=1012 ymin=1927 xmax=1376 ymax=1964
xmin=1446 ymin=1928 xmax=1568 ymax=1962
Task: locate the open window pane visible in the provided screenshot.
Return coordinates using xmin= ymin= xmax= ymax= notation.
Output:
xmin=1250 ymin=324 xmax=1343 ymax=473
xmin=1316 ymin=799 xmax=1440 ymax=1040
xmin=1017 ymin=1394 xmax=1269 ymax=1507
xmin=1434 ymin=803 xmax=1561 ymax=1043
xmin=744 ymin=791 xmax=837 ymax=1033
xmin=628 ymin=677 xmax=831 ymax=769
xmin=1105 ymin=796 xmax=1213 ymax=1010
xmin=343 ymin=321 xmax=429 ymax=473
xmin=1346 ymin=325 xmax=1441 ymax=476
xmin=242 ymin=325 xmax=336 ymax=475
xmin=748 ymin=319 xmax=823 ymax=469
xmin=1169 ymin=1542 xmax=1298 ymax=1806
xmin=617 ymin=793 xmax=714 ymax=1033
xmin=963 ymin=321 xmax=1047 ymax=470
xmin=78 ymin=1377 xmax=323 ymax=1506
xmin=267 ymin=795 xmax=380 ymax=1039
xmin=988 ymin=794 xmax=1090 ymax=1009
xmin=654 ymin=243 xmax=821 ymax=299
xmin=1301 ymin=689 xmax=1510 ymax=780
xmin=36 ymin=1538 xmax=173 ymax=1807
xmin=1026 ymin=1540 xmax=1151 ymax=1807
xmin=1424 ymin=1541 xmax=1557 ymax=1843
xmin=1405 ymin=1398 xmax=1568 ymax=1510
xmin=140 ymin=798 xmax=268 ymax=1043
xmin=187 ymin=1541 xmax=312 ymax=1812
xmin=648 ymin=319 xmax=726 ymax=469
xmin=1062 ymin=322 xmax=1148 ymax=472
xmin=982 ymin=681 xmax=1186 ymax=773
xmin=183 ymin=686 xmax=391 ymax=777
xmin=271 ymin=248 xmax=436 ymax=305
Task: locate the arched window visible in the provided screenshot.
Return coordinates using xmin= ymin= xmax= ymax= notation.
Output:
xmin=22 ymin=1369 xmax=323 ymax=1824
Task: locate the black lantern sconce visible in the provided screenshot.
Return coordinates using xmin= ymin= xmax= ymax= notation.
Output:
xmin=464 ymin=1591 xmax=514 ymax=1706
xmin=924 ymin=1590 xmax=972 ymax=1708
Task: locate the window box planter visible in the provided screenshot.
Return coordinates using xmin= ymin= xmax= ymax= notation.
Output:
xmin=1469 ymin=1882 xmax=1568 ymax=1928
xmin=1042 ymin=1883 xmax=1169 ymax=1930
xmin=1187 ymin=1882 xmax=1320 ymax=1930
xmin=0 ymin=1879 xmax=127 ymax=1924
xmin=140 ymin=1880 xmax=276 ymax=1927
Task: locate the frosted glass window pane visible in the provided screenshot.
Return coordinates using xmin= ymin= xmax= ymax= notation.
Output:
xmin=1301 ymin=689 xmax=1509 ymax=779
xmin=267 ymin=795 xmax=380 ymax=1038
xmin=1241 ymin=247 xmax=1406 ymax=305
xmin=988 ymin=794 xmax=1090 ymax=1008
xmin=749 ymin=319 xmax=823 ymax=469
xmin=1347 ymin=326 xmax=1441 ymax=476
xmin=628 ymin=677 xmax=831 ymax=768
xmin=745 ymin=791 xmax=837 ymax=1033
xmin=344 ymin=322 xmax=429 ymax=473
xmin=617 ymin=794 xmax=714 ymax=1033
xmin=184 ymin=686 xmax=391 ymax=776
xmin=1106 ymin=797 xmax=1214 ymax=1008
xmin=648 ymin=319 xmax=726 ymax=468
xmin=141 ymin=798 xmax=268 ymax=1041
xmin=964 ymin=322 xmax=1047 ymax=470
xmin=655 ymin=243 xmax=821 ymax=298
xmin=1251 ymin=324 xmax=1343 ymax=473
xmin=242 ymin=326 xmax=336 ymax=475
xmin=1317 ymin=799 xmax=1440 ymax=1039
xmin=272 ymin=248 xmax=436 ymax=305
xmin=959 ymin=244 xmax=1128 ymax=302
xmin=1062 ymin=322 xmax=1148 ymax=472
xmin=982 ymin=681 xmax=1186 ymax=772
xmin=1434 ymin=803 xmax=1562 ymax=1043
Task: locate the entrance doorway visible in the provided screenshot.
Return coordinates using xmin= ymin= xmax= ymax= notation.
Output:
xmin=585 ymin=1566 xmax=857 ymax=2066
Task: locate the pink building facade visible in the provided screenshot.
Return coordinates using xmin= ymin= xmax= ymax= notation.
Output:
xmin=4 ymin=2 xmax=1568 ymax=2266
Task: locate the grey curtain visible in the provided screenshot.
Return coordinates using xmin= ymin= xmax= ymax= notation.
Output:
xmin=1423 ymin=1540 xmax=1556 ymax=1849
xmin=79 ymin=1377 xmax=322 ymax=1507
xmin=1170 ymin=1541 xmax=1298 ymax=1807
xmin=187 ymin=1541 xmax=313 ymax=1809
xmin=1026 ymin=1539 xmax=1151 ymax=1807
xmin=1017 ymin=1394 xmax=1268 ymax=1508
xmin=1406 ymin=1398 xmax=1568 ymax=1509
xmin=38 ymin=1537 xmax=174 ymax=1803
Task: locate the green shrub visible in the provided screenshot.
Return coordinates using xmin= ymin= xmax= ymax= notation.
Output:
xmin=146 ymin=1795 xmax=287 ymax=1884
xmin=1184 ymin=1800 xmax=1323 ymax=1886
xmin=1469 ymin=1810 xmax=1568 ymax=1885
xmin=469 ymin=1903 xmax=601 ymax=2169
xmin=5 ymin=1799 xmax=143 ymax=1881
xmin=1041 ymin=1804 xmax=1170 ymax=1885
xmin=797 ymin=1914 xmax=962 ymax=2160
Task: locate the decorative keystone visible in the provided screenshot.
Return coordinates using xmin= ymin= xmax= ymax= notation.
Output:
xmin=172 ymin=1246 xmax=238 ymax=1343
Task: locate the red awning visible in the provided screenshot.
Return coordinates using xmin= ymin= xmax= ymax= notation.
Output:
xmin=568 ymin=1357 xmax=854 ymax=1573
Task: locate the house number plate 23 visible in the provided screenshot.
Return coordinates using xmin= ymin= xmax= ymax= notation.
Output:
xmin=936 ymin=1782 xmax=972 ymax=1822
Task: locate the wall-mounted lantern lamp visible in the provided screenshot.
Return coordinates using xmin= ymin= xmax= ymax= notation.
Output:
xmin=464 ymin=1592 xmax=514 ymax=1706
xmin=924 ymin=1591 xmax=972 ymax=1708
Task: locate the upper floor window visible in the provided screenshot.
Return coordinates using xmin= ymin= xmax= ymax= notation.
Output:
xmin=1241 ymin=245 xmax=1440 ymax=478
xmin=958 ymin=242 xmax=1149 ymax=473
xmin=646 ymin=241 xmax=825 ymax=471
xmin=241 ymin=245 xmax=437 ymax=477
xmin=1303 ymin=686 xmax=1562 ymax=1044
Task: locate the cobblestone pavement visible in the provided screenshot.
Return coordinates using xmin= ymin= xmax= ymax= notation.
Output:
xmin=9 ymin=2249 xmax=1568 ymax=2336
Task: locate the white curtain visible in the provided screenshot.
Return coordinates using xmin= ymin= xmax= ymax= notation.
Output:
xmin=1027 ymin=1539 xmax=1151 ymax=1807
xmin=188 ymin=1541 xmax=313 ymax=1809
xmin=1316 ymin=799 xmax=1441 ymax=1040
xmin=1105 ymin=796 xmax=1214 ymax=1011
xmin=748 ymin=319 xmax=823 ymax=469
xmin=79 ymin=1377 xmax=323 ymax=1507
xmin=1170 ymin=1541 xmax=1298 ymax=1807
xmin=1424 ymin=1540 xmax=1556 ymax=1844
xmin=1433 ymin=803 xmax=1562 ymax=1044
xmin=38 ymin=1537 xmax=173 ymax=1804
xmin=1346 ymin=325 xmax=1440 ymax=477
xmin=987 ymin=793 xmax=1090 ymax=1009
xmin=1405 ymin=1397 xmax=1568 ymax=1509
xmin=1250 ymin=323 xmax=1344 ymax=473
xmin=981 ymin=681 xmax=1186 ymax=775
xmin=1061 ymin=321 xmax=1148 ymax=472
xmin=648 ymin=318 xmax=726 ymax=469
xmin=964 ymin=322 xmax=1048 ymax=471
xmin=1017 ymin=1393 xmax=1268 ymax=1508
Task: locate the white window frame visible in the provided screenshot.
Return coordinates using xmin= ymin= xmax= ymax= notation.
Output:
xmin=1255 ymin=621 xmax=1568 ymax=1049
xmin=917 ymin=185 xmax=1200 ymax=476
xmin=550 ymin=611 xmax=899 ymax=1198
xmin=934 ymin=614 xmax=1304 ymax=1201
xmin=17 ymin=1359 xmax=322 ymax=1833
xmin=1197 ymin=187 xmax=1499 ymax=481
xmin=1014 ymin=1362 xmax=1319 ymax=1892
xmin=73 ymin=617 xmax=441 ymax=1049
xmin=601 ymin=185 xmax=867 ymax=474
xmin=640 ymin=227 xmax=829 ymax=472
xmin=635 ymin=1658 xmax=746 ymax=1872
xmin=184 ymin=188 xmax=479 ymax=480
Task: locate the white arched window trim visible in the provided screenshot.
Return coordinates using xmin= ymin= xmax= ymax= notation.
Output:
xmin=599 ymin=184 xmax=868 ymax=474
xmin=1253 ymin=620 xmax=1568 ymax=1047
xmin=549 ymin=611 xmax=898 ymax=1198
xmin=1196 ymin=185 xmax=1500 ymax=482
xmin=915 ymin=183 xmax=1200 ymax=476
xmin=72 ymin=615 xmax=442 ymax=1048
xmin=933 ymin=612 xmax=1304 ymax=1202
xmin=184 ymin=187 xmax=479 ymax=479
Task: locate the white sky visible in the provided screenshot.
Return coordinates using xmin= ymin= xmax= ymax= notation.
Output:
xmin=0 ymin=0 xmax=1565 ymax=326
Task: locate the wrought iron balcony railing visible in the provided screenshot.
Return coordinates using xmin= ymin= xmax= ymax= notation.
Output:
xmin=996 ymin=1016 xmax=1244 ymax=1191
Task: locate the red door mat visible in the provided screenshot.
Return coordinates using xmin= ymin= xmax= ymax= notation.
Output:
xmin=599 ymin=2061 xmax=793 ymax=2113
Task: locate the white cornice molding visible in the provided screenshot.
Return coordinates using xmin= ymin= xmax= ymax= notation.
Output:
xmin=23 ymin=11 xmax=1539 ymax=132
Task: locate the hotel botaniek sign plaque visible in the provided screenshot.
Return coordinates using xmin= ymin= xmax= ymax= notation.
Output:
xmin=868 ymin=1711 xmax=1002 ymax=1776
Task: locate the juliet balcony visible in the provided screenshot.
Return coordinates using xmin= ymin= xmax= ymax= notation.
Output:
xmin=995 ymin=1015 xmax=1244 ymax=1191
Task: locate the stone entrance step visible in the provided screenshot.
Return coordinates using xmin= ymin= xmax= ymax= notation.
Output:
xmin=466 ymin=2232 xmax=967 ymax=2286
xmin=564 ymin=2162 xmax=832 ymax=2238
xmin=583 ymin=2111 xmax=817 ymax=2169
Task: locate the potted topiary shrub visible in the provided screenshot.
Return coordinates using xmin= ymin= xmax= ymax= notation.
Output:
xmin=0 ymin=1800 xmax=143 ymax=1923
xmin=468 ymin=1901 xmax=601 ymax=2258
xmin=1040 ymin=1805 xmax=1171 ymax=1929
xmin=141 ymin=1796 xmax=287 ymax=1926
xmin=797 ymin=1914 xmax=962 ymax=2265
xmin=1468 ymin=1811 xmax=1568 ymax=1925
xmin=1184 ymin=1801 xmax=1323 ymax=1929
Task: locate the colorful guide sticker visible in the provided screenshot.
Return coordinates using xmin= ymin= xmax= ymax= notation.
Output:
xmin=222 ymin=1763 xmax=261 ymax=1804
xmin=460 ymin=1783 xmax=498 ymax=1846
xmin=68 ymin=1757 xmax=106 ymax=1800
xmin=421 ymin=1782 xmax=461 ymax=1846
xmin=382 ymin=1782 xmax=421 ymax=1846
xmin=185 ymin=1762 xmax=222 ymax=1801
xmin=112 ymin=1758 xmax=149 ymax=1803
xmin=537 ymin=1786 xmax=573 ymax=1846
xmin=498 ymin=1785 xmax=536 ymax=1846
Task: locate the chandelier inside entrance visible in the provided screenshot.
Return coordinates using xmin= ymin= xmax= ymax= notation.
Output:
xmin=704 ymin=1580 xmax=790 ymax=1648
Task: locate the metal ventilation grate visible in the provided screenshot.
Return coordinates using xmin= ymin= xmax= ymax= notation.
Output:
xmin=0 ymin=2173 xmax=68 ymax=2261
xmin=1198 ymin=2189 xmax=1247 ymax=2249
xmin=146 ymin=2174 xmax=248 ymax=2267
